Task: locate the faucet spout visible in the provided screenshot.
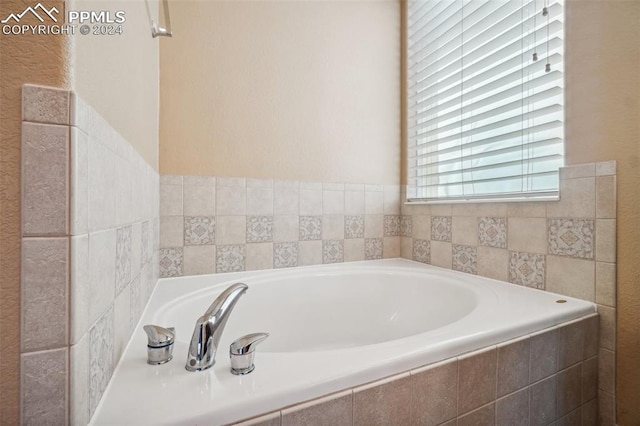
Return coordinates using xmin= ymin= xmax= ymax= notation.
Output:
xmin=185 ymin=283 xmax=248 ymax=372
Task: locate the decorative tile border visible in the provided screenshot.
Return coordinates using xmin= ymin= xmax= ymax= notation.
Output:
xmin=160 ymin=178 xmax=402 ymax=277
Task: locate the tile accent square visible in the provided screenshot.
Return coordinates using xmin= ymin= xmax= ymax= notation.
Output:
xmin=478 ymin=217 xmax=507 ymax=248
xmin=274 ymin=242 xmax=298 ymax=269
xmin=365 ymin=238 xmax=383 ymax=260
xmin=345 ymin=215 xmax=365 ymax=239
xmin=184 ymin=216 xmax=215 ymax=246
xmin=115 ymin=226 xmax=132 ymax=295
xmin=452 ymin=244 xmax=477 ymax=274
xmin=413 ymin=239 xmax=430 ymax=264
xmin=246 ymin=216 xmax=273 ymax=243
xmin=216 ymin=245 xmax=246 ymax=273
xmin=383 ymin=215 xmax=401 ymax=237
xmin=509 ymin=251 xmax=545 ymax=289
xmin=431 ymin=216 xmax=452 ymax=242
xmin=548 ymin=218 xmax=594 ymax=259
xmin=323 ymin=240 xmax=344 ymax=264
xmin=89 ymin=308 xmax=114 ymax=416
xmin=400 ymin=215 xmax=412 ymax=237
xmin=159 ymin=248 xmax=183 ymax=278
xmin=299 ymin=216 xmax=322 ymax=241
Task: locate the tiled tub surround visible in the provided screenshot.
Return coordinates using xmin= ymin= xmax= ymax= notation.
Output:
xmin=159 ymin=177 xmax=402 ymax=276
xmin=20 ymin=85 xmax=160 ymax=425
xmin=235 ymin=314 xmax=600 ymax=426
xmin=400 ymin=161 xmax=617 ymax=426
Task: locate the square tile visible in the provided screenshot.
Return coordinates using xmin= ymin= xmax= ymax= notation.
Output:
xmin=595 ymin=219 xmax=616 ymax=263
xmin=345 ymin=239 xmax=365 ymax=262
xmin=431 ymin=216 xmax=452 ymax=242
xmin=458 ymin=403 xmax=495 ymax=426
xmin=322 ymin=215 xmax=345 ymax=240
xmin=508 ymin=217 xmax=547 ymax=254
xmin=595 ymin=176 xmax=616 ymax=219
xmin=298 ymin=241 xmax=322 ymax=266
xmin=184 ymin=216 xmax=216 ymax=245
xmin=246 ymin=243 xmax=273 ymax=271
xmin=183 ymin=185 xmax=215 ymax=216
xmin=89 ymin=308 xmax=114 ymax=416
xmin=353 ymin=374 xmax=411 ymax=426
xmin=22 ymin=237 xmax=69 ymax=352
xmin=383 ymin=215 xmax=401 ymax=237
xmin=345 ymin=190 xmax=365 ymax=214
xmin=546 ymin=177 xmax=595 ymax=218
xmin=400 ymin=216 xmax=412 ymax=237
xmin=595 ymin=160 xmax=616 ymax=177
xmin=216 ymin=245 xmax=245 ymax=273
xmin=383 ymin=237 xmax=400 ymax=258
xmin=216 ymin=185 xmax=246 ymax=216
xmin=323 ymin=240 xmax=344 ymax=264
xmin=274 ymin=181 xmax=299 ymax=215
xmin=365 ymin=238 xmax=383 ymax=260
xmin=452 ymin=244 xmax=477 ymax=275
xmin=246 ymin=216 xmax=274 ymax=243
xmin=273 ymin=215 xmax=299 ymax=242
xmin=410 ymin=360 xmax=457 ymax=426
xmin=598 ymin=348 xmax=615 ymax=394
xmin=558 ymin=319 xmax=585 ymax=369
xmin=477 ymin=247 xmax=508 ymax=282
xmin=530 ymin=327 xmax=558 ymax=383
xmin=497 ymin=337 xmax=530 ymax=397
xmin=530 ymin=376 xmax=556 ymax=426
xmin=282 ymin=391 xmax=352 ymax=426
xmin=160 ymin=184 xmax=183 ymax=216
xmin=496 ymin=387 xmax=529 ymax=426
xmin=216 ymin=216 xmax=246 ymax=245
xmin=597 ymin=305 xmax=616 ymax=351
xmin=159 ymin=248 xmax=183 ymax=278
xmin=21 ymin=348 xmax=68 ymax=425
xmin=160 ymin=216 xmax=184 ymax=248
xmin=430 ymin=241 xmax=452 ymax=269
xmin=412 ymin=239 xmax=430 ymax=264
xmin=274 ymin=242 xmax=298 ymax=268
xmin=22 ymin=122 xmax=69 ymax=235
xmin=546 ymin=256 xmax=595 ymax=301
xmin=247 ymin=187 xmax=274 ymax=216
xmin=452 ymin=216 xmax=477 ymax=246
xmin=583 ymin=356 xmax=598 ymax=403
xmin=183 ymin=245 xmax=215 ymax=275
xmin=299 ymin=189 xmax=322 ymax=215
xmin=345 ymin=215 xmax=365 ymax=239
xmin=364 ymin=215 xmax=384 ymax=238
xmin=23 ymin=84 xmax=70 ymax=124
xmin=595 ymin=262 xmax=616 ymax=307
xmin=509 ymin=251 xmax=545 ymax=289
xmin=557 ymin=364 xmax=582 ymax=417
xmin=365 ymin=191 xmax=383 ymax=214
xmin=412 ymin=215 xmax=431 ymax=240
xmin=478 ymin=217 xmax=507 ymax=248
xmin=323 ymin=190 xmax=345 ymax=214
xmin=548 ymin=219 xmax=594 ymax=259
xmin=458 ymin=347 xmax=497 ymax=414
xmin=299 ymin=216 xmax=322 ymax=241
xmin=115 ymin=226 xmax=132 ymax=295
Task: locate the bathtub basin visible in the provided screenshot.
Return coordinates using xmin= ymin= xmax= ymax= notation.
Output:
xmin=91 ymin=259 xmax=595 ymax=425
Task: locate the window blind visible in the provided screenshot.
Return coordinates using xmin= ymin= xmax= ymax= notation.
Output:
xmin=406 ymin=0 xmax=564 ymax=202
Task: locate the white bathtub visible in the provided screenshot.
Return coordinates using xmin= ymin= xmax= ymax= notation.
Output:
xmin=91 ymin=259 xmax=595 ymax=425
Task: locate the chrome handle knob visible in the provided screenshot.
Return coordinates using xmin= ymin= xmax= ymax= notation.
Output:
xmin=143 ymin=325 xmax=175 ymax=365
xmin=229 ymin=332 xmax=268 ymax=375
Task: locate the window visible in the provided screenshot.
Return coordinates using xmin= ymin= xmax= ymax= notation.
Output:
xmin=406 ymin=0 xmax=564 ymax=201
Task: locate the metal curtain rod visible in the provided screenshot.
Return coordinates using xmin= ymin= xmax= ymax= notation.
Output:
xmin=145 ymin=0 xmax=172 ymax=38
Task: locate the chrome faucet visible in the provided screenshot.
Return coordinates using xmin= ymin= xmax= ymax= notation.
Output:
xmin=185 ymin=283 xmax=248 ymax=372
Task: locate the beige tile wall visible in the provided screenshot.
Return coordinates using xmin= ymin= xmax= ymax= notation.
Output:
xmin=159 ymin=178 xmax=402 ymax=276
xmin=20 ymin=85 xmax=160 ymax=425
xmin=235 ymin=315 xmax=598 ymax=426
xmin=400 ymin=161 xmax=617 ymax=426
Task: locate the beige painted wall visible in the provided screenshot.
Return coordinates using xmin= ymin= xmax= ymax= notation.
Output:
xmin=160 ymin=0 xmax=400 ymax=184
xmin=564 ymin=1 xmax=640 ymax=423
xmin=70 ymin=0 xmax=160 ymax=169
xmin=0 ymin=1 xmax=71 ymax=422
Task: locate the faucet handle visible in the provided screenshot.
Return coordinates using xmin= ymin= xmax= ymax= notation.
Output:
xmin=143 ymin=325 xmax=175 ymax=365
xmin=143 ymin=325 xmax=175 ymax=347
xmin=229 ymin=332 xmax=269 ymax=375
